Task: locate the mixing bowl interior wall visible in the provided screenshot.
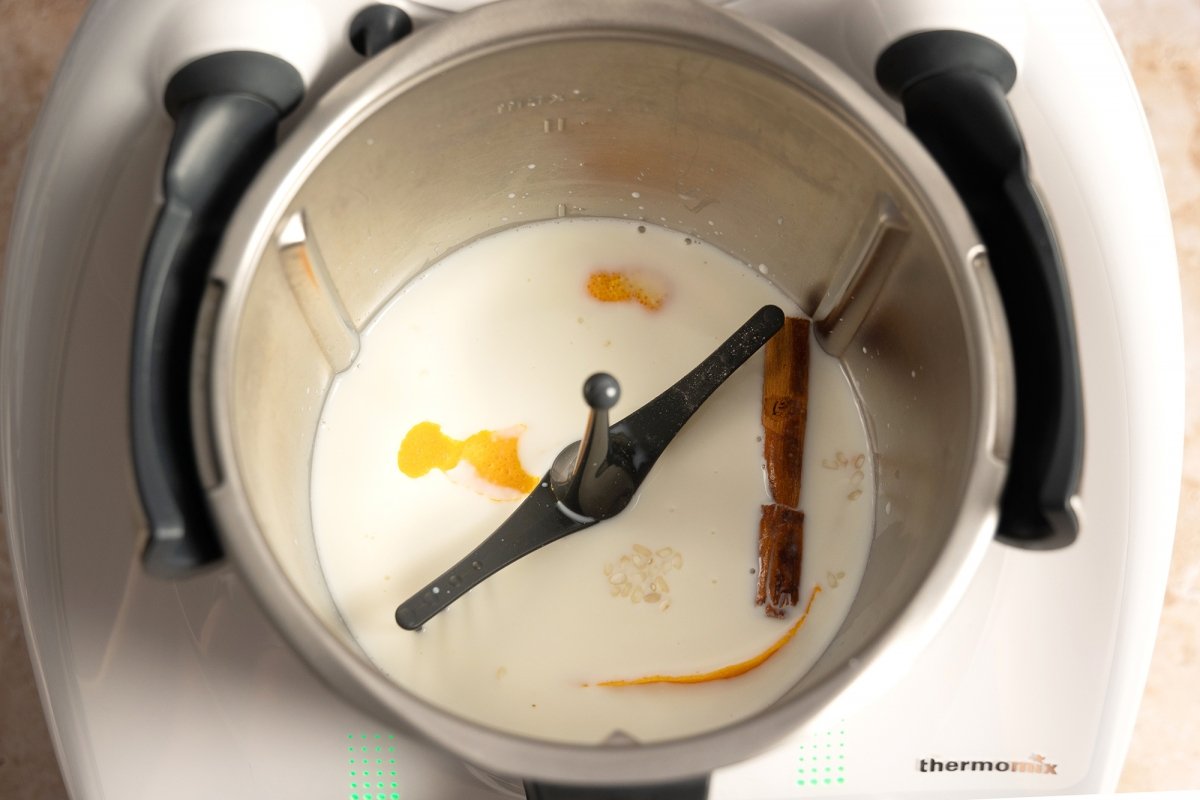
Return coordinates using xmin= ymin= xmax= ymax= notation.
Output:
xmin=778 ymin=233 xmax=988 ymax=706
xmin=284 ymin=38 xmax=895 ymax=327
xmin=231 ymin=245 xmax=349 ymax=640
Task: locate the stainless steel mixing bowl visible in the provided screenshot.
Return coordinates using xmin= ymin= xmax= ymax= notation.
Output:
xmin=199 ymin=0 xmax=1011 ymax=786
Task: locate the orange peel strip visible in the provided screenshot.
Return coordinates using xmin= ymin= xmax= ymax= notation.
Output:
xmin=592 ymin=584 xmax=822 ymax=687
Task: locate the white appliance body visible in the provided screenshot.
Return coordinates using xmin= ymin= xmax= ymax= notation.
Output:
xmin=1 ymin=0 xmax=1181 ymax=798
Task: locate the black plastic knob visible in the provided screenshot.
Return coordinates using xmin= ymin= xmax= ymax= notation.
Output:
xmin=349 ymin=5 xmax=413 ymax=57
xmin=583 ymin=372 xmax=620 ymax=410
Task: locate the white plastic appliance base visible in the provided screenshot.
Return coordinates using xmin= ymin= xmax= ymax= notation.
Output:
xmin=0 ymin=1 xmax=1181 ymax=798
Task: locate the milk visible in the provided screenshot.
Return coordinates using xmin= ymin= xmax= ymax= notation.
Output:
xmin=310 ymin=218 xmax=874 ymax=744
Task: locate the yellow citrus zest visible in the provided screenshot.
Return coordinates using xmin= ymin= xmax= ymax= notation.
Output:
xmin=461 ymin=429 xmax=539 ymax=493
xmin=397 ymin=422 xmax=538 ymax=494
xmin=397 ymin=422 xmax=464 ymax=477
xmin=591 ymin=584 xmax=821 ymax=687
xmin=586 ymin=270 xmax=665 ymax=310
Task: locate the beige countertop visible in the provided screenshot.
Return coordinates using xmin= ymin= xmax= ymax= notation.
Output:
xmin=1096 ymin=0 xmax=1200 ymax=790
xmin=1 ymin=0 xmax=1197 ymax=796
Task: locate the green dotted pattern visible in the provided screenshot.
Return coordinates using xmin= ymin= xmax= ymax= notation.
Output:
xmin=347 ymin=733 xmax=400 ymax=800
xmin=795 ymin=722 xmax=846 ymax=789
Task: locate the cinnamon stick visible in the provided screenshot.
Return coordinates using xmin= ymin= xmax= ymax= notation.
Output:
xmin=761 ymin=316 xmax=810 ymax=508
xmin=756 ymin=503 xmax=805 ymax=618
xmin=756 ymin=316 xmax=810 ymax=617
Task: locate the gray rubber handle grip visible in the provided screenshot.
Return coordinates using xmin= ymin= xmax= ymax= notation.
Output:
xmin=877 ymin=31 xmax=1083 ymax=549
xmin=131 ymin=52 xmax=303 ymax=577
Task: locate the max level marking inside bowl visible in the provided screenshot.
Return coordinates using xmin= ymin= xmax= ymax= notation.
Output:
xmin=309 ymin=217 xmax=875 ymax=745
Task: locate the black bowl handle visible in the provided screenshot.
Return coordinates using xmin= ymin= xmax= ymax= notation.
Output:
xmin=877 ymin=30 xmax=1083 ymax=549
xmin=131 ymin=52 xmax=304 ymax=577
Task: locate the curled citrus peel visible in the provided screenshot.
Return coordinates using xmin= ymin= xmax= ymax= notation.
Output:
xmin=589 ymin=584 xmax=821 ymax=687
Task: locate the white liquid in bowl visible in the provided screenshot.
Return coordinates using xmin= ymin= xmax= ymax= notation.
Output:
xmin=310 ymin=218 xmax=874 ymax=744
